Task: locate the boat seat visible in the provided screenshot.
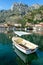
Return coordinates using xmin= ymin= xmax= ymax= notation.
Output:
xmin=19 ymin=44 xmax=29 ymax=50
xmin=15 ymin=38 xmax=23 ymax=44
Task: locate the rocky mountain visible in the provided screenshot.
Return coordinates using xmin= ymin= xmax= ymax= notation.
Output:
xmin=11 ymin=3 xmax=41 ymax=12
xmin=0 ymin=3 xmax=43 ymax=24
xmin=32 ymin=4 xmax=40 ymax=9
xmin=11 ymin=3 xmax=29 ymax=15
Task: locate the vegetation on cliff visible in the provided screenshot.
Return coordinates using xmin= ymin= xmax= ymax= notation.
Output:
xmin=0 ymin=3 xmax=43 ymax=26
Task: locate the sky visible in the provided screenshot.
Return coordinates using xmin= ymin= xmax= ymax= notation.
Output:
xmin=0 ymin=0 xmax=43 ymax=10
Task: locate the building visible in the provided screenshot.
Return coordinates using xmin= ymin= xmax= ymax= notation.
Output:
xmin=0 ymin=23 xmax=7 ymax=33
xmin=0 ymin=23 xmax=15 ymax=33
xmin=33 ymin=22 xmax=43 ymax=32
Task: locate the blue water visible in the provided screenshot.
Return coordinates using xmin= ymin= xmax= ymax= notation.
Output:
xmin=0 ymin=44 xmax=17 ymax=65
xmin=0 ymin=33 xmax=43 ymax=65
xmin=0 ymin=33 xmax=17 ymax=65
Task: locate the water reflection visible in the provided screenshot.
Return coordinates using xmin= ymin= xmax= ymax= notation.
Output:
xmin=0 ymin=33 xmax=43 ymax=65
xmin=14 ymin=46 xmax=38 ymax=65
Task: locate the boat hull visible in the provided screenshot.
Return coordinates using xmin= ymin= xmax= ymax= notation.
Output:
xmin=13 ymin=42 xmax=38 ymax=54
xmin=12 ymin=36 xmax=38 ymax=54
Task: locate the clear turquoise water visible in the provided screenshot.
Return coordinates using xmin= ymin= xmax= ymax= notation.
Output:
xmin=0 ymin=33 xmax=43 ymax=65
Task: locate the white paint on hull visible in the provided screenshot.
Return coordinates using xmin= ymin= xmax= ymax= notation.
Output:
xmin=13 ymin=42 xmax=38 ymax=54
xmin=12 ymin=37 xmax=38 ymax=54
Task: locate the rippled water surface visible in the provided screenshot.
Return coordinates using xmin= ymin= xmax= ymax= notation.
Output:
xmin=0 ymin=33 xmax=43 ymax=65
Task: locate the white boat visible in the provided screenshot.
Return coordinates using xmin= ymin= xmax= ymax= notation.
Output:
xmin=12 ymin=37 xmax=38 ymax=54
xmin=14 ymin=31 xmax=31 ymax=36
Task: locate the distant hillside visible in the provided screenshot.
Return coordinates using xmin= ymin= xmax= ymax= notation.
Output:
xmin=0 ymin=3 xmax=43 ymax=25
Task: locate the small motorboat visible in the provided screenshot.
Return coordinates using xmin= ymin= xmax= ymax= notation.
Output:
xmin=12 ymin=37 xmax=38 ymax=54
